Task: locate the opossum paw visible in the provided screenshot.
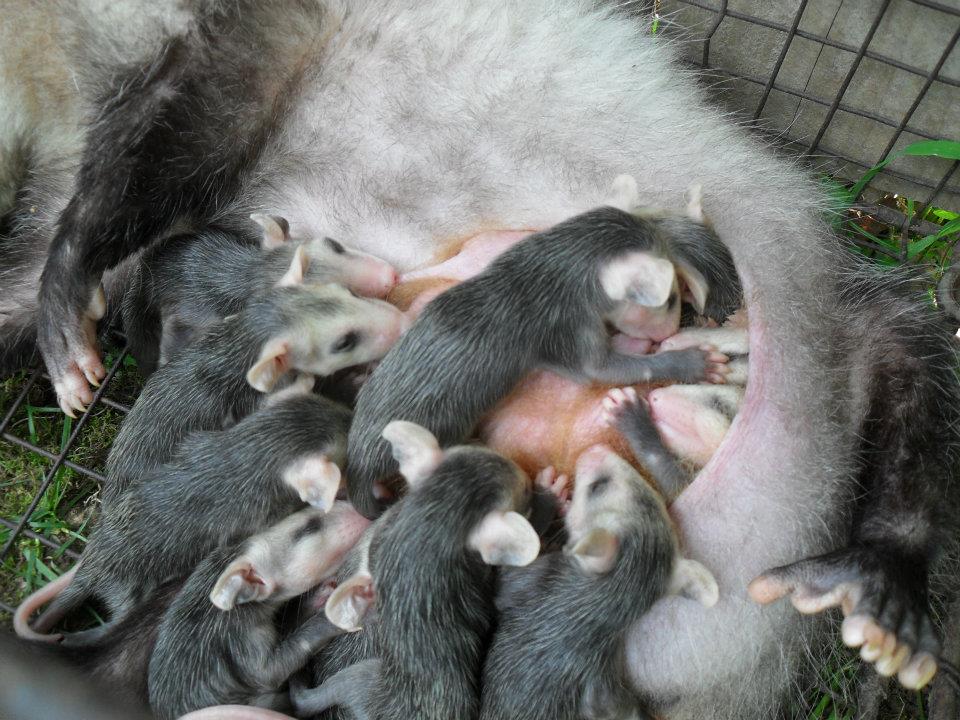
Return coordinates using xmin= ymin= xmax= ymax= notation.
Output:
xmin=535 ymin=466 xmax=570 ymax=507
xmin=700 ymin=344 xmax=730 ymax=385
xmin=601 ymin=386 xmax=642 ymax=427
xmin=748 ymin=547 xmax=941 ymax=689
xmin=283 ymin=453 xmax=343 ymax=512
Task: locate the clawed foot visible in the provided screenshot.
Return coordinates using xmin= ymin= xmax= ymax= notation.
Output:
xmin=601 ymin=386 xmax=643 ymax=427
xmin=749 ymin=547 xmax=941 ymax=689
xmin=697 ymin=344 xmax=729 ymax=384
xmin=282 ymin=453 xmax=343 ymax=512
xmin=39 ymin=285 xmax=107 ymax=417
xmin=535 ymin=466 xmax=570 ymax=511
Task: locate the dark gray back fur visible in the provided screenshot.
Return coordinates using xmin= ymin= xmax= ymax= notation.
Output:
xmin=52 ymin=393 xmax=349 ymax=628
xmin=481 ymin=490 xmax=675 ymax=720
xmin=106 ymin=285 xmax=341 ymax=504
xmin=347 ymin=206 xmax=668 ymax=517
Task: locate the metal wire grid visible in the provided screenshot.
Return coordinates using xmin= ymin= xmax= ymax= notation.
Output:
xmin=0 ymin=349 xmax=131 ymax=615
xmin=666 ymin=0 xmax=960 ymax=230
xmin=2 ymin=1 xmax=960 ymax=618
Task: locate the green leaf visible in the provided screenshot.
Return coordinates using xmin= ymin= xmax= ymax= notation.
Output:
xmin=930 ymin=208 xmax=959 ymax=222
xmin=850 ymin=139 xmax=960 ymax=200
xmin=907 ymin=235 xmax=942 ymax=261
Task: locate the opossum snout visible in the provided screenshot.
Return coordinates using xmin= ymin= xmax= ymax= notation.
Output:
xmin=346 ymin=256 xmax=400 ymax=299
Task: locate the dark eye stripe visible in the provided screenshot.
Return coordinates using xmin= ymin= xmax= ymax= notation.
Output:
xmin=325 ymin=237 xmax=346 ymax=254
xmin=332 ymin=331 xmax=359 ymax=353
xmin=589 ymin=475 xmax=610 ymax=496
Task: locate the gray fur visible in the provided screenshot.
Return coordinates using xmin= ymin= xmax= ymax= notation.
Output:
xmin=122 ymin=225 xmax=394 ymax=372
xmin=347 ymin=207 xmax=727 ymax=518
xmin=305 ymin=445 xmax=531 ymax=720
xmin=107 ymin=284 xmax=362 ymax=502
xmin=30 ymin=392 xmax=350 ymax=638
xmin=147 ymin=545 xmax=344 ymax=720
xmin=481 ymin=456 xmax=675 ymax=720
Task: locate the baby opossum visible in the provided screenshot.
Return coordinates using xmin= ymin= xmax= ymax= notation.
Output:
xmin=107 ymin=272 xmax=406 ymax=501
xmin=480 ymin=445 xmax=718 ymax=720
xmin=148 ymin=504 xmax=369 ymax=720
xmin=122 ymin=215 xmax=398 ymax=372
xmin=347 ymin=201 xmax=736 ymax=517
xmin=17 ymin=383 xmax=352 ymax=641
xmin=297 ymin=421 xmax=541 ymax=719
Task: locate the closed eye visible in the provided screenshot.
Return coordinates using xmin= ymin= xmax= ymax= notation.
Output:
xmin=332 ymin=331 xmax=359 ymax=353
xmin=589 ymin=475 xmax=610 ymax=497
xmin=325 ymin=237 xmax=346 ymax=255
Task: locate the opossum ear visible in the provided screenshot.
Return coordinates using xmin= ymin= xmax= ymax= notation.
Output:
xmin=382 ymin=421 xmax=443 ymax=486
xmin=277 ymin=245 xmax=310 ymax=287
xmin=209 ymin=558 xmax=276 ymax=611
xmin=606 ymin=174 xmax=641 ymax=213
xmin=468 ymin=510 xmax=540 ymax=567
xmin=669 ymin=557 xmax=719 ymax=607
xmin=600 ymin=252 xmax=676 ymax=307
xmin=684 ymin=184 xmax=705 ymax=223
xmin=250 ymin=213 xmax=291 ymax=250
xmin=325 ymin=572 xmax=376 ymax=632
xmin=675 ymin=260 xmax=709 ymax=314
xmin=566 ymin=528 xmax=620 ymax=575
xmin=247 ymin=337 xmax=292 ymax=392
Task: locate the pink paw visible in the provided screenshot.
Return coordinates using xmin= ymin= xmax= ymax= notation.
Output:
xmin=535 ymin=466 xmax=570 ymax=508
xmin=601 ymin=386 xmax=642 ymax=427
xmin=699 ymin=344 xmax=730 ymax=385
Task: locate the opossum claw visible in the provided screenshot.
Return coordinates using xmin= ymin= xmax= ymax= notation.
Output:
xmin=749 ymin=547 xmax=942 ymax=689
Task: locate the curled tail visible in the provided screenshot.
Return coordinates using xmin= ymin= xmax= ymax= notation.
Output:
xmin=14 ymin=563 xmax=81 ymax=642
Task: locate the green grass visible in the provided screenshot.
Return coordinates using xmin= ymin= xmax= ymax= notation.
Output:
xmin=0 ymin=141 xmax=958 ymax=715
xmin=0 ymin=348 xmax=144 ymax=622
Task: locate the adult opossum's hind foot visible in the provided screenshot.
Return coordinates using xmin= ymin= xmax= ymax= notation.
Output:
xmin=282 ymin=452 xmax=343 ymax=512
xmin=748 ymin=547 xmax=941 ymax=689
xmin=41 ymin=285 xmax=107 ymax=417
xmin=534 ymin=466 xmax=570 ymax=508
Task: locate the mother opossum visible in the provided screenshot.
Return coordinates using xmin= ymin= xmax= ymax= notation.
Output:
xmin=1 ymin=1 xmax=957 ymax=718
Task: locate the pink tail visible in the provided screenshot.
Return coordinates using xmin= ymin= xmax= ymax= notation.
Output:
xmin=13 ymin=563 xmax=79 ymax=643
xmin=177 ymin=706 xmax=298 ymax=720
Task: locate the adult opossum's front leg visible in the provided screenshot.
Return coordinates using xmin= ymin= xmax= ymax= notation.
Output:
xmin=750 ymin=292 xmax=960 ymax=690
xmin=37 ymin=7 xmax=287 ymax=416
xmin=583 ymin=344 xmax=729 ymax=386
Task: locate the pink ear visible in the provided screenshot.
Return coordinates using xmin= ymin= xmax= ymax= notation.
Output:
xmin=247 ymin=337 xmax=292 ymax=392
xmin=250 ymin=213 xmax=290 ymax=250
xmin=210 ymin=559 xmax=274 ymax=611
xmin=566 ymin=528 xmax=620 ymax=575
xmin=325 ymin=572 xmax=376 ymax=632
xmin=467 ymin=511 xmax=540 ymax=567
xmin=277 ymin=245 xmax=310 ymax=287
xmin=381 ymin=421 xmax=443 ymax=486
xmin=599 ymin=252 xmax=676 ymax=307
xmin=606 ymin=174 xmax=641 ymax=213
xmin=676 ymin=260 xmax=708 ymax=314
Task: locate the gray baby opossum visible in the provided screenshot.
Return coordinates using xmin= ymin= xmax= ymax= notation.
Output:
xmin=148 ymin=504 xmax=369 ymax=720
xmin=296 ymin=421 xmax=541 ymax=720
xmin=107 ymin=270 xmax=406 ymax=501
xmin=480 ymin=445 xmax=717 ymax=720
xmin=17 ymin=384 xmax=352 ymax=642
xmin=122 ymin=214 xmax=399 ymax=373
xmin=347 ymin=201 xmax=738 ymax=517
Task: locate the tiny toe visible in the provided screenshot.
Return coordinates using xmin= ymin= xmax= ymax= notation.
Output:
xmin=860 ymin=640 xmax=883 ymax=663
xmin=898 ymin=651 xmax=937 ymax=690
xmin=624 ymin=387 xmax=638 ymax=402
xmin=877 ymin=642 xmax=910 ymax=677
xmin=842 ymin=615 xmax=873 ymax=647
